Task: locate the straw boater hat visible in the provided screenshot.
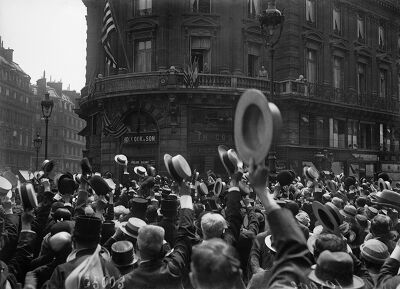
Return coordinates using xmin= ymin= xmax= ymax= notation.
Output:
xmin=326 ymin=180 xmax=338 ymax=194
xmin=378 ymin=178 xmax=392 ymax=191
xmin=163 ymin=154 xmax=191 ymax=183
xmin=227 ymin=149 xmax=243 ymax=171
xmin=133 ymin=166 xmax=147 ymax=177
xmin=197 ymin=182 xmax=208 ymax=195
xmin=19 ymin=183 xmax=38 ymax=210
xmin=371 ymin=189 xmax=400 ymax=211
xmin=2 ymin=171 xmax=18 ymax=188
xmin=234 ymin=89 xmax=282 ymax=165
xmin=303 ymin=166 xmax=319 ymax=181
xmin=213 ymin=178 xmax=223 ymax=196
xmin=218 ymin=145 xmax=237 ymax=176
xmin=115 ymin=154 xmax=128 ymax=166
xmin=120 ymin=217 xmax=146 ymax=239
xmin=0 ymin=177 xmax=12 ymax=196
xmin=264 ymin=235 xmax=276 ymax=253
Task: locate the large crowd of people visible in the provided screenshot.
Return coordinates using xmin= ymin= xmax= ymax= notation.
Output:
xmin=0 ymin=149 xmax=400 ymax=289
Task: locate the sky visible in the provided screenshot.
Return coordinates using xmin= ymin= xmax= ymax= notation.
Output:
xmin=0 ymin=0 xmax=87 ymax=92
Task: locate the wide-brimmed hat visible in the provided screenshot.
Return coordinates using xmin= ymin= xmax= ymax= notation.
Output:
xmin=120 ymin=217 xmax=146 ymax=239
xmin=303 ymin=166 xmax=319 ymax=181
xmin=213 ymin=178 xmax=223 ymax=196
xmin=0 ymin=176 xmax=12 ymax=195
xmin=344 ymin=176 xmax=356 ymax=188
xmin=312 ymin=201 xmax=343 ymax=235
xmin=88 ymin=175 xmax=111 ymax=196
xmin=73 ymin=215 xmax=102 ymax=242
xmin=360 ymin=239 xmax=389 ymax=265
xmin=111 ymin=241 xmax=138 ymax=267
xmin=134 ymin=166 xmax=147 ymax=177
xmin=2 ymin=171 xmax=18 ymax=189
xmin=163 ymin=154 xmax=191 ymax=183
xmin=58 ymin=173 xmax=79 ymax=195
xmin=371 ymin=189 xmax=400 ymax=210
xmin=264 ymin=235 xmax=276 ymax=252
xmin=234 ymin=89 xmax=281 ymax=165
xmin=308 ymin=251 xmax=364 ymax=289
xmin=218 ymin=145 xmax=237 ymax=176
xmin=378 ymin=178 xmax=392 ymax=191
xmin=326 ymin=180 xmax=338 ymax=194
xmin=104 ymin=178 xmax=116 ymax=190
xmin=42 ymin=160 xmax=55 ymax=174
xmin=19 ymin=183 xmax=38 ymax=210
xmin=115 ymin=154 xmax=128 ymax=166
xmin=227 ymin=149 xmax=243 ymax=171
xmin=18 ymin=170 xmax=34 ymax=182
xmin=197 ymin=182 xmax=208 ymax=195
xmin=277 ymin=170 xmax=294 ymax=186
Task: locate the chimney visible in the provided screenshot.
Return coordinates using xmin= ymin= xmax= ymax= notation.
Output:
xmin=36 ymin=77 xmax=47 ymax=96
xmin=47 ymin=81 xmax=63 ymax=97
xmin=3 ymin=48 xmax=13 ymax=62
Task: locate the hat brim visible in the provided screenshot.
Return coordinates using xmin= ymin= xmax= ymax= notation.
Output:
xmin=264 ymin=235 xmax=276 ymax=252
xmin=234 ymin=89 xmax=275 ymax=166
xmin=308 ymin=270 xmax=364 ymax=289
xmin=115 ymin=155 xmax=128 ymax=166
xmin=120 ymin=223 xmax=138 ymax=239
xmin=134 ymin=166 xmax=147 ymax=177
xmin=20 ymin=183 xmax=38 ymax=210
xmin=112 ymin=253 xmax=138 ymax=267
xmin=218 ymin=145 xmax=236 ymax=176
xmin=312 ymin=201 xmax=340 ymax=235
xmin=171 ymin=155 xmax=191 ymax=180
xmin=371 ymin=199 xmax=400 ymax=211
xmin=214 ymin=179 xmax=223 ymax=196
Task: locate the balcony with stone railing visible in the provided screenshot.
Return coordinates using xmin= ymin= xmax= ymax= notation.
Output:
xmin=79 ymin=72 xmax=400 ymax=114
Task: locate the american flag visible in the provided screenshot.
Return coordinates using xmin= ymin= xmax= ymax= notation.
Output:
xmin=102 ymin=0 xmax=117 ymax=68
xmin=102 ymin=112 xmax=128 ymax=138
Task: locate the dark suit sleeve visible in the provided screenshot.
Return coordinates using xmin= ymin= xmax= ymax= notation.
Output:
xmin=223 ymin=188 xmax=243 ymax=246
xmin=246 ymin=207 xmax=262 ymax=236
xmin=41 ymin=266 xmax=65 ymax=289
xmin=249 ymin=236 xmax=263 ymax=274
xmin=266 ymin=208 xmax=313 ymax=288
xmin=377 ymin=258 xmax=400 ymax=288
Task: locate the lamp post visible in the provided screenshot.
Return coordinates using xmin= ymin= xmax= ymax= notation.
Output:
xmin=259 ymin=0 xmax=284 ymax=173
xmin=41 ymin=93 xmax=54 ymax=160
xmin=33 ymin=133 xmax=42 ymax=171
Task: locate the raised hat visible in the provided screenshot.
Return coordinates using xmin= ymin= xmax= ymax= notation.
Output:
xmin=227 ymin=149 xmax=243 ymax=172
xmin=213 ymin=178 xmax=223 ymax=196
xmin=326 ymin=180 xmax=338 ymax=194
xmin=104 ymin=178 xmax=116 ymax=190
xmin=115 ymin=154 xmax=128 ymax=166
xmin=303 ymin=166 xmax=319 ymax=181
xmin=146 ymin=165 xmax=156 ymax=177
xmin=277 ymin=170 xmax=294 ymax=186
xmin=0 ymin=176 xmax=12 ymax=195
xmin=340 ymin=205 xmax=357 ymax=219
xmin=308 ymin=251 xmax=364 ymax=289
xmin=234 ymin=89 xmax=282 ymax=165
xmin=111 ymin=241 xmax=138 ymax=267
xmin=378 ymin=172 xmax=391 ymax=182
xmin=344 ymin=176 xmax=356 ymax=188
xmin=87 ymin=175 xmax=111 ymax=196
xmin=134 ymin=166 xmax=147 ymax=177
xmin=371 ymin=189 xmax=400 ymax=210
xmin=42 ymin=160 xmax=55 ymax=174
xmin=120 ymin=217 xmax=146 ymax=239
xmin=73 ymin=215 xmax=102 ymax=242
xmin=19 ymin=183 xmax=38 ymax=210
xmin=58 ymin=173 xmax=79 ymax=195
xmin=218 ymin=145 xmax=237 ymax=176
xmin=264 ymin=235 xmax=276 ymax=252
xmin=378 ymin=178 xmax=392 ymax=192
xmin=360 ymin=239 xmax=389 ymax=265
xmin=2 ymin=171 xmax=18 ymax=188
xmin=312 ymin=201 xmax=343 ymax=235
xmin=197 ymin=182 xmax=208 ymax=195
xmin=163 ymin=154 xmax=191 ymax=183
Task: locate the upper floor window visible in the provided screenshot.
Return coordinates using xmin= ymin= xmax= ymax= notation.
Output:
xmin=135 ymin=0 xmax=152 ymax=16
xmin=306 ymin=48 xmax=317 ymax=83
xmin=191 ymin=37 xmax=211 ymax=73
xmin=306 ymin=0 xmax=316 ymax=24
xmin=332 ymin=6 xmax=341 ymax=34
xmin=248 ymin=0 xmax=261 ymax=19
xmin=379 ymin=70 xmax=387 ymax=98
xmin=134 ymin=40 xmax=152 ymax=72
xmin=398 ymin=74 xmax=400 ymax=100
xmin=357 ymin=15 xmax=365 ymax=41
xmin=378 ymin=24 xmax=385 ymax=49
xmin=397 ymin=33 xmax=400 ymax=54
xmin=332 ymin=56 xmax=343 ymax=89
xmin=357 ymin=63 xmax=366 ymax=96
xmin=191 ymin=0 xmax=211 ymax=13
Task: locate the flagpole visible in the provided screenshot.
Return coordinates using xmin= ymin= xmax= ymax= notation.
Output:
xmin=108 ymin=0 xmax=131 ymax=72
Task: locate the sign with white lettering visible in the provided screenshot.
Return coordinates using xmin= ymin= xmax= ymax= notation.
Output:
xmin=122 ymin=133 xmax=158 ymax=144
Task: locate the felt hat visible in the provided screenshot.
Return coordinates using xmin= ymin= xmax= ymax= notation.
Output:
xmin=115 ymin=154 xmax=128 ymax=166
xmin=111 ymin=241 xmax=138 ymax=267
xmin=146 ymin=165 xmax=156 ymax=177
xmin=312 ymin=201 xmax=343 ymax=235
xmin=371 ymin=189 xmax=400 ymax=210
xmin=42 ymin=160 xmax=55 ymax=174
xmin=73 ymin=215 xmax=102 ymax=242
xmin=360 ymin=239 xmax=389 ymax=265
xmin=308 ymin=251 xmax=364 ymax=289
xmin=326 ymin=180 xmax=338 ymax=194
xmin=197 ymin=182 xmax=208 ymax=195
xmin=58 ymin=173 xmax=79 ymax=195
xmin=378 ymin=172 xmax=391 ymax=182
xmin=88 ymin=175 xmax=111 ymax=196
xmin=277 ymin=170 xmax=294 ymax=186
xmin=213 ymin=178 xmax=223 ymax=196
xmin=134 ymin=166 xmax=147 ymax=177
xmin=163 ymin=154 xmax=191 ymax=182
xmin=296 ymin=211 xmax=310 ymax=227
xmin=344 ymin=176 xmax=356 ymax=188
xmin=370 ymin=214 xmax=391 ymax=237
xmin=101 ymin=221 xmax=116 ymax=244
xmin=378 ymin=178 xmax=392 ymax=191
xmin=303 ymin=166 xmax=319 ymax=181
xmin=234 ymin=89 xmax=282 ymax=165
xmin=340 ymin=205 xmax=357 ymax=219
xmin=53 ymin=208 xmax=72 ymax=221
xmin=160 ymin=199 xmax=178 ymax=215
xmin=50 ymin=221 xmax=74 ymax=235
xmin=2 ymin=171 xmax=18 ymax=189
xmin=365 ymin=206 xmax=378 ymax=220
xmin=0 ymin=176 xmax=12 ymax=195
xmin=129 ymin=197 xmax=148 ymax=220
xmin=355 ymin=214 xmax=369 ymax=230
xmin=218 ymin=145 xmax=237 ymax=176
xmin=120 ymin=217 xmax=146 ymax=239
xmin=264 ymin=235 xmax=276 ymax=252
xmin=19 ymin=183 xmax=38 ymax=210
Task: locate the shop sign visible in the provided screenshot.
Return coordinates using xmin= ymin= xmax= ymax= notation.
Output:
xmin=123 ymin=132 xmax=158 ymax=144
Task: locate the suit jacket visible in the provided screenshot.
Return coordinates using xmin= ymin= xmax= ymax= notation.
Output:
xmin=122 ymin=208 xmax=195 ymax=289
xmin=157 ymin=217 xmax=177 ymax=247
xmin=377 ymin=258 xmax=400 ymax=289
xmin=248 ymin=231 xmax=274 ymax=277
xmin=223 ymin=187 xmax=243 ymax=247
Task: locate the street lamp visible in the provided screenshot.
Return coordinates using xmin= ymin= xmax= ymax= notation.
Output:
xmin=33 ymin=132 xmax=42 ymax=171
xmin=41 ymin=93 xmax=54 ymax=159
xmin=259 ymin=0 xmax=284 ymax=173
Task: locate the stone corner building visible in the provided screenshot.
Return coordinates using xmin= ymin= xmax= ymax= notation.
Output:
xmin=77 ymin=0 xmax=400 ymax=181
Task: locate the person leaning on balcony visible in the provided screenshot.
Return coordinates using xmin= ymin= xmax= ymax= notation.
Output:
xmin=258 ymin=66 xmax=268 ymax=79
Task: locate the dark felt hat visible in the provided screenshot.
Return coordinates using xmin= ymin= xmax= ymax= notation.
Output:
xmin=80 ymin=157 xmax=92 ymax=175
xmin=129 ymin=197 xmax=148 ymax=220
xmin=53 ymin=208 xmax=72 ymax=221
xmin=164 ymin=154 xmax=191 ymax=183
xmin=360 ymin=239 xmax=389 ymax=265
xmin=101 ymin=220 xmax=116 ymax=244
xmin=371 ymin=189 xmax=400 ymax=210
xmin=370 ymin=214 xmax=391 ymax=237
xmin=58 ymin=172 xmax=79 ymax=195
xmin=340 ymin=205 xmax=357 ymax=219
xmin=88 ymin=175 xmax=111 ymax=196
xmin=42 ymin=160 xmax=55 ymax=174
xmin=50 ymin=220 xmax=74 ymax=235
xmin=378 ymin=172 xmax=391 ymax=182
xmin=344 ymin=176 xmax=356 ymax=188
xmin=73 ymin=215 xmax=102 ymax=242
xmin=111 ymin=241 xmax=138 ymax=267
xmin=277 ymin=170 xmax=294 ymax=186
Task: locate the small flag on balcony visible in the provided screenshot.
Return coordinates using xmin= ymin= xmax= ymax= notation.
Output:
xmin=183 ymin=58 xmax=199 ymax=88
xmin=102 ymin=0 xmax=117 ymax=68
xmin=102 ymin=111 xmax=128 ymax=139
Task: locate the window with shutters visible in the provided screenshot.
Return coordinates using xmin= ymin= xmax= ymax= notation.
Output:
xmin=190 ymin=0 xmax=211 ymax=13
xmin=191 ymin=37 xmax=211 ymax=73
xmin=134 ymin=40 xmax=152 ymax=72
xmin=332 ymin=6 xmax=341 ymax=34
xmin=306 ymin=0 xmax=316 ymax=25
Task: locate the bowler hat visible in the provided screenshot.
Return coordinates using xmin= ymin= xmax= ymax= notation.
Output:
xmin=120 ymin=217 xmax=146 ymax=239
xmin=303 ymin=166 xmax=319 ymax=181
xmin=360 ymin=239 xmax=389 ymax=265
xmin=234 ymin=89 xmax=282 ymax=165
xmin=58 ymin=173 xmax=79 ymax=195
xmin=73 ymin=215 xmax=102 ymax=242
xmin=371 ymin=189 xmax=400 ymax=210
xmin=88 ymin=175 xmax=111 ymax=196
xmin=218 ymin=145 xmax=236 ymax=176
xmin=129 ymin=197 xmax=148 ymax=220
xmin=19 ymin=183 xmax=38 ymax=210
xmin=111 ymin=241 xmax=138 ymax=267
xmin=277 ymin=170 xmax=294 ymax=186
xmin=164 ymin=154 xmax=191 ymax=183
xmin=0 ymin=176 xmax=12 ymax=195
xmin=134 ymin=166 xmax=147 ymax=177
xmin=115 ymin=154 xmax=128 ymax=166
xmin=308 ymin=251 xmax=364 ymax=289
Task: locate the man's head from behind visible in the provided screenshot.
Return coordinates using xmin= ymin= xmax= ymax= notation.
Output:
xmin=190 ymin=238 xmax=243 ymax=289
xmin=137 ymin=225 xmax=164 ymax=260
xmin=313 ymin=233 xmax=347 ymax=260
xmin=201 ymin=212 xmax=227 ymax=240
